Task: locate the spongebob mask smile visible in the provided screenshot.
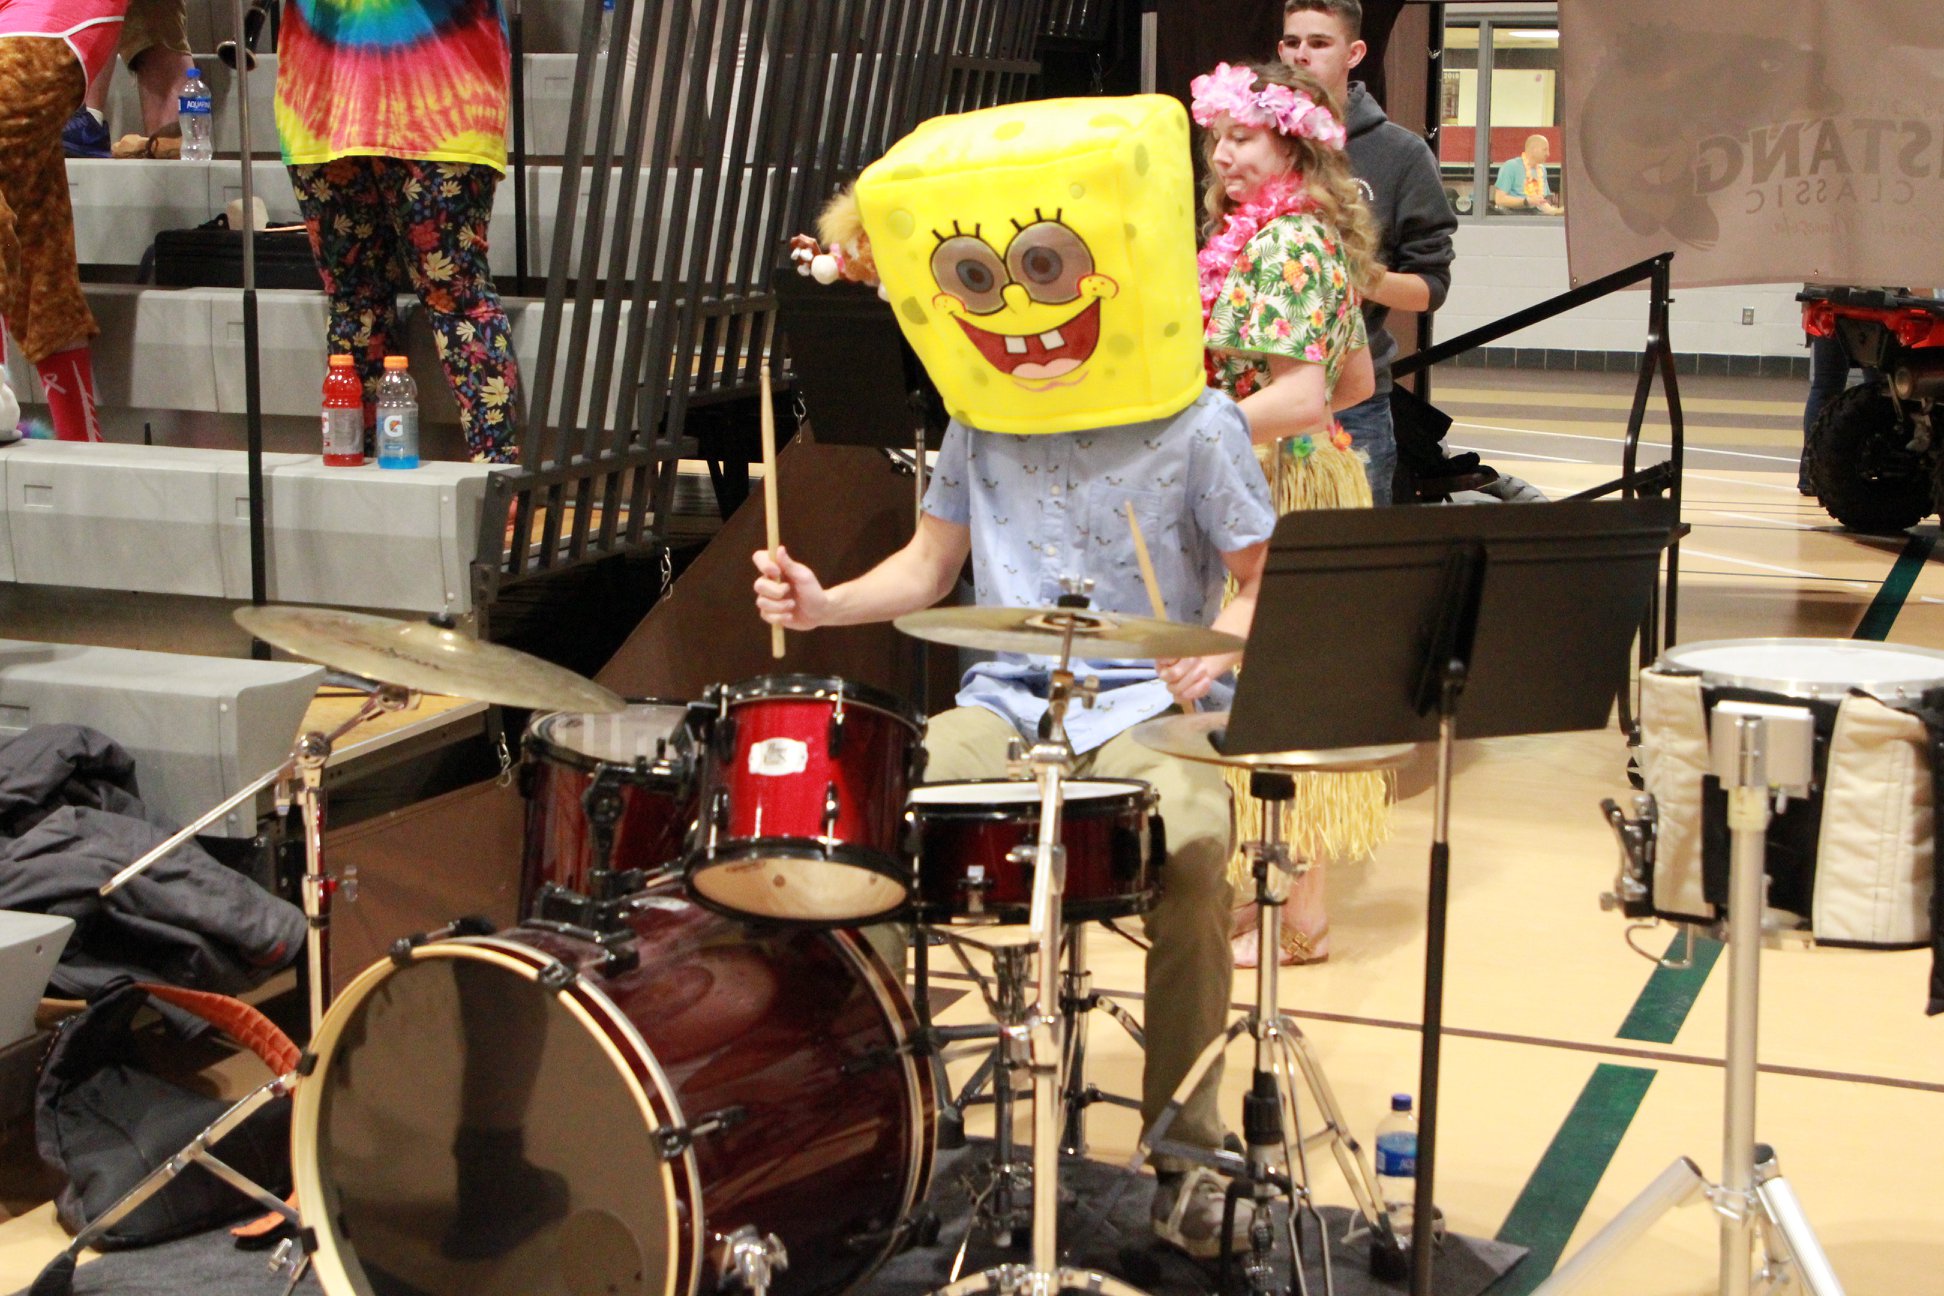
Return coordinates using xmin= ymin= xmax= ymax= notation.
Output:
xmin=856 ymin=96 xmax=1203 ymax=435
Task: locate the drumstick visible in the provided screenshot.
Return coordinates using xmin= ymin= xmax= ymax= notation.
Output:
xmin=760 ymin=362 xmax=785 ymax=659
xmin=1124 ymin=502 xmax=1166 ymax=620
xmin=1124 ymin=503 xmax=1186 ymax=713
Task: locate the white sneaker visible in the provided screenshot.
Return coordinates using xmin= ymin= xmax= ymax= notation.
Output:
xmin=1151 ymin=1167 xmax=1257 ymax=1259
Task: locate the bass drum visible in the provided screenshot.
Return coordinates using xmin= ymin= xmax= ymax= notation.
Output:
xmin=292 ymin=886 xmax=935 ymax=1296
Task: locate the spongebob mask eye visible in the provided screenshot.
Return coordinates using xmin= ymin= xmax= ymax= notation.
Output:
xmin=1006 ymin=221 xmax=1092 ymax=306
xmin=932 ymin=236 xmax=1008 ymax=314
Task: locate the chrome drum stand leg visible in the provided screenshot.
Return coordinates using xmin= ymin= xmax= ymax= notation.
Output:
xmin=1538 ymin=702 xmax=1844 ymax=1296
xmin=1060 ymin=923 xmax=1146 ymax=1157
xmin=1132 ymin=773 xmax=1395 ymax=1296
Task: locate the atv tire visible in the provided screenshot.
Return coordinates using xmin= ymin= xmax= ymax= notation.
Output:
xmin=1806 ymin=384 xmax=1932 ymax=533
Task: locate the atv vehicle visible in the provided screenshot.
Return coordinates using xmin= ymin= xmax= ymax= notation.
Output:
xmin=1800 ymin=285 xmax=1944 ymax=533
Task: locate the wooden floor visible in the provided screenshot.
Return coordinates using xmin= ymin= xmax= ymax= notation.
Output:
xmin=7 ymin=367 xmax=1942 ymax=1295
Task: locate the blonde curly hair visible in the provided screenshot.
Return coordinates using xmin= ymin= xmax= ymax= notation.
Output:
xmin=1199 ymin=62 xmax=1383 ymax=295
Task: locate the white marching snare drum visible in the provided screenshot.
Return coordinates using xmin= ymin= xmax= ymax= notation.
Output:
xmin=1638 ymin=637 xmax=1944 ymax=946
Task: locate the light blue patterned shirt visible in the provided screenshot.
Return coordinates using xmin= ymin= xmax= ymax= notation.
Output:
xmin=922 ymin=389 xmax=1276 ymax=752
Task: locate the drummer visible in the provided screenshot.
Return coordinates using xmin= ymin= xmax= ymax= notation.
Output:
xmin=752 ymin=98 xmax=1277 ymax=1259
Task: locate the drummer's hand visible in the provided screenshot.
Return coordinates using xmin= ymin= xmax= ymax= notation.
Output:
xmin=1157 ymin=652 xmax=1240 ymax=706
xmin=752 ymin=544 xmax=830 ymax=630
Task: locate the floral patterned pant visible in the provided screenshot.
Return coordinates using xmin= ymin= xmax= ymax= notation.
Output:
xmin=289 ymin=157 xmax=520 ymax=463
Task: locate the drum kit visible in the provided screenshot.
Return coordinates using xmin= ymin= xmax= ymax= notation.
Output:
xmin=38 ymin=595 xmax=1426 ymax=1296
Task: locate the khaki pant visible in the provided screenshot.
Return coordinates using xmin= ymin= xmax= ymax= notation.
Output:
xmin=924 ymin=706 xmax=1236 ymax=1168
xmin=0 ymin=39 xmax=95 ymax=365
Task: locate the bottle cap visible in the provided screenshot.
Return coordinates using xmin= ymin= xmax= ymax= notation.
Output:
xmin=383 ymin=355 xmax=409 ymax=370
xmin=1391 ymin=1093 xmax=1412 ymax=1111
xmin=328 ymin=354 xmax=354 ymax=367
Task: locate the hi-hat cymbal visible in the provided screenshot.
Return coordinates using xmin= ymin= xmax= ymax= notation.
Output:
xmin=236 ymin=605 xmax=626 ymax=714
xmin=1132 ymin=711 xmax=1416 ymax=773
xmin=895 ymin=606 xmax=1244 ymax=660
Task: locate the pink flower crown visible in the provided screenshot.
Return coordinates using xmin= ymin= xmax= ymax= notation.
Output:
xmin=1189 ymin=62 xmax=1346 ymax=150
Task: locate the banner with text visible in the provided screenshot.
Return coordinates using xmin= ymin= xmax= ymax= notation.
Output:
xmin=1561 ymin=0 xmax=1944 ymax=288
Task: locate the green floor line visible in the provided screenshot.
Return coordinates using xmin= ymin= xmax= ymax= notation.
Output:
xmin=1615 ymin=932 xmax=1725 ymax=1044
xmin=1852 ymin=534 xmax=1936 ymax=641
xmin=1489 ymin=1064 xmax=1659 ymax=1294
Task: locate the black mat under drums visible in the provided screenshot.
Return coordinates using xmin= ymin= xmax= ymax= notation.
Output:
xmin=26 ymin=1140 xmax=1525 ymax=1296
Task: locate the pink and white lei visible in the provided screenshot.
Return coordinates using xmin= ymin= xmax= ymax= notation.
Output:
xmin=1197 ymin=174 xmax=1315 ymax=320
xmin=1189 ymin=62 xmax=1347 ymax=149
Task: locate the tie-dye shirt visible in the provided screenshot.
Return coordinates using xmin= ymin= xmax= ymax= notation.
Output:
xmin=275 ymin=0 xmax=510 ymax=171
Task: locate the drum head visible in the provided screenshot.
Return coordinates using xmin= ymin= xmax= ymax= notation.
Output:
xmin=531 ymin=703 xmax=693 ymax=774
xmin=1657 ymin=638 xmax=1944 ymax=698
xmin=689 ymin=847 xmax=909 ymax=924
xmin=295 ymin=947 xmax=681 ymax=1296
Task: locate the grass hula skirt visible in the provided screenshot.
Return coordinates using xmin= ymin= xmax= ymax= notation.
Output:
xmin=1223 ymin=433 xmax=1394 ymax=890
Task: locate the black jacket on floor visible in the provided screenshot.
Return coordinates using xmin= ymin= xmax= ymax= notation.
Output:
xmin=0 ymin=725 xmax=305 ymax=1003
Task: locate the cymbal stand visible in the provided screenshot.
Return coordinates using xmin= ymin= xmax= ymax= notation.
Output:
xmin=1534 ymin=702 xmax=1843 ymax=1296
xmin=102 ymin=683 xmax=413 ymax=1037
xmin=931 ymin=592 xmax=1153 ymax=1296
xmin=1133 ymin=771 xmax=1394 ymax=1296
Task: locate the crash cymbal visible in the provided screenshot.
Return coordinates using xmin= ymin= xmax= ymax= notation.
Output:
xmin=236 ymin=605 xmax=626 ymax=714
xmin=1132 ymin=711 xmax=1416 ymax=773
xmin=895 ymin=606 xmax=1244 ymax=660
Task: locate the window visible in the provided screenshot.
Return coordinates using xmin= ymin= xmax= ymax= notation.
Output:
xmin=1437 ymin=10 xmax=1564 ymax=220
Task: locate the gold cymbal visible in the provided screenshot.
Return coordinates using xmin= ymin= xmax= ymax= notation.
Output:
xmin=1132 ymin=711 xmax=1416 ymax=773
xmin=895 ymin=606 xmax=1244 ymax=660
xmin=235 ymin=605 xmax=626 ymax=714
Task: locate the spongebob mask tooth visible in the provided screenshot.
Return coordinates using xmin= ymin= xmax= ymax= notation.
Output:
xmin=854 ymin=95 xmax=1202 ymax=434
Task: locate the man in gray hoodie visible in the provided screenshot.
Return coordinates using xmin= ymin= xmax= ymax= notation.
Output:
xmin=1280 ymin=0 xmax=1456 ymax=504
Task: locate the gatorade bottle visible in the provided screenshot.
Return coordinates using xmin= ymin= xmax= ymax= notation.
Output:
xmin=321 ymin=355 xmax=365 ymax=466
xmin=375 ymin=356 xmax=420 ymax=469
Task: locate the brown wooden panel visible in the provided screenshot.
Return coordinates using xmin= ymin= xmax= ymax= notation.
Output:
xmin=597 ymin=434 xmax=946 ymax=706
xmin=324 ymin=778 xmax=526 ymax=989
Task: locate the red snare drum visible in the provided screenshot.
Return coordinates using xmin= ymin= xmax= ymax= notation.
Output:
xmin=687 ymin=676 xmax=923 ymax=925
xmin=292 ymin=886 xmax=935 ymax=1296
xmin=520 ymin=702 xmax=698 ymax=912
xmin=908 ymin=779 xmax=1161 ymax=924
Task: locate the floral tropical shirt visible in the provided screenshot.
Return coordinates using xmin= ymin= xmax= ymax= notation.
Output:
xmin=1204 ymin=211 xmax=1367 ymax=403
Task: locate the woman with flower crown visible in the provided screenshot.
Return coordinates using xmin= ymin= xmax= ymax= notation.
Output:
xmin=1193 ymin=59 xmax=1391 ymax=967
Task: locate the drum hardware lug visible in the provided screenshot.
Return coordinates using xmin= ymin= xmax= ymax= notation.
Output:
xmin=717 ymin=1224 xmax=789 ymax=1296
xmin=536 ymin=959 xmax=578 ymax=993
xmin=959 ymin=870 xmax=992 ymax=917
xmin=1599 ymin=794 xmax=1658 ymax=920
xmin=654 ymin=1104 xmax=747 ymax=1159
xmin=1146 ymin=812 xmax=1167 ymax=877
xmin=828 ymin=707 xmax=846 ymax=758
xmin=823 ymin=782 xmax=841 ymax=840
xmin=712 ymin=714 xmax=739 ymax=763
xmin=388 ymin=914 xmax=496 ymax=964
xmin=908 ymin=745 xmax=928 ymax=784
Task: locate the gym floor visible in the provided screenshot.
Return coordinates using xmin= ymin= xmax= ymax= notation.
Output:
xmin=5 ymin=366 xmax=1941 ymax=1295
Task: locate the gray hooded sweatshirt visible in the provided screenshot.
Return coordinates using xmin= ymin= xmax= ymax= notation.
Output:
xmin=1343 ymin=82 xmax=1457 ymax=394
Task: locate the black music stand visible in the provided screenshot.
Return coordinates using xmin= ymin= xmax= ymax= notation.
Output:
xmin=1225 ymin=498 xmax=1678 ymax=1294
xmin=771 ymin=271 xmax=945 ymax=452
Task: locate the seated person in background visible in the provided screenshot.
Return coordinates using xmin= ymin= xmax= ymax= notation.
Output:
xmin=62 ymin=0 xmax=191 ymax=157
xmin=1492 ymin=134 xmax=1563 ymax=216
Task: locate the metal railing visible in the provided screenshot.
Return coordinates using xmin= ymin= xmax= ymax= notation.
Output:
xmin=1392 ymin=251 xmax=1687 ymax=731
xmin=474 ymin=0 xmax=1049 ymax=623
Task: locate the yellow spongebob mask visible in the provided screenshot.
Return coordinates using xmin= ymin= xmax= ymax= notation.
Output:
xmin=855 ymin=95 xmax=1203 ymax=435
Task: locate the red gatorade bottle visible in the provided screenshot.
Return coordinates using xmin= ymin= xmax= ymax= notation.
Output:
xmin=321 ymin=355 xmax=365 ymax=466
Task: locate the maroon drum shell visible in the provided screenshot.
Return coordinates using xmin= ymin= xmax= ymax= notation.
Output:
xmin=688 ymin=676 xmax=922 ymax=923
xmin=300 ymin=887 xmax=934 ymax=1296
xmin=909 ymin=779 xmax=1160 ymax=924
xmin=520 ymin=703 xmax=698 ymax=913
